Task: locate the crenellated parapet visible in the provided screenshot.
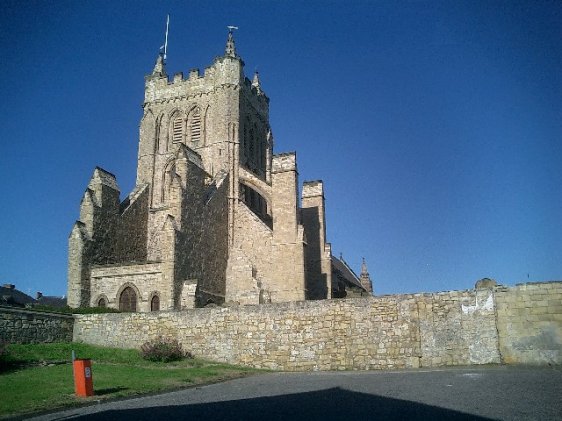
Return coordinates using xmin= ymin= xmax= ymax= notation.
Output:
xmin=144 ymin=52 xmax=245 ymax=106
xmin=241 ymin=75 xmax=270 ymax=119
xmin=302 ymin=180 xmax=324 ymax=198
xmin=272 ymin=152 xmax=297 ymax=173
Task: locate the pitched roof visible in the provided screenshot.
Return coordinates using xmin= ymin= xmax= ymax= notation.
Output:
xmin=331 ymin=256 xmax=365 ymax=291
xmin=36 ymin=296 xmax=67 ymax=308
xmin=0 ymin=285 xmax=35 ymax=307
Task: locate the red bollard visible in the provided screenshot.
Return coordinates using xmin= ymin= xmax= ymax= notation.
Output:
xmin=73 ymin=359 xmax=94 ymax=397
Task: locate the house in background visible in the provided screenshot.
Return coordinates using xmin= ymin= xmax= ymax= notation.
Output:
xmin=0 ymin=284 xmax=66 ymax=309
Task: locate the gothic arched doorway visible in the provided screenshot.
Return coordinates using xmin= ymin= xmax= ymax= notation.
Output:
xmin=119 ymin=287 xmax=137 ymax=312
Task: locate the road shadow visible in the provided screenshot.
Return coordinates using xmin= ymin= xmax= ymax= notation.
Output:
xmin=71 ymin=387 xmax=494 ymax=420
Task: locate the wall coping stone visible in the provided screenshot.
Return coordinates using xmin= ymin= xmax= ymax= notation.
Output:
xmin=0 ymin=305 xmax=75 ymax=319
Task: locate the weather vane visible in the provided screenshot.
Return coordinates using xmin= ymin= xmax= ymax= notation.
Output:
xmin=227 ymin=25 xmax=239 ymax=33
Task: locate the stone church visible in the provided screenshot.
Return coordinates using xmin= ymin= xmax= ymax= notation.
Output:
xmin=67 ymin=30 xmax=372 ymax=311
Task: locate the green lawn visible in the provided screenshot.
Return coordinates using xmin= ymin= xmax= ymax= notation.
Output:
xmin=0 ymin=342 xmax=261 ymax=418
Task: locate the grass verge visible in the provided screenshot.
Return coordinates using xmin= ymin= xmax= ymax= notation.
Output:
xmin=0 ymin=342 xmax=261 ymax=418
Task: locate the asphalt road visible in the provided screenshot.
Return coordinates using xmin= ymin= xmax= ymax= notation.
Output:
xmin=26 ymin=366 xmax=561 ymax=421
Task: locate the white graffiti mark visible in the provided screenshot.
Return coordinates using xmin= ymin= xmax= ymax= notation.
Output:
xmin=461 ymin=294 xmax=494 ymax=314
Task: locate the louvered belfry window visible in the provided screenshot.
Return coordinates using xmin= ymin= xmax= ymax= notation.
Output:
xmin=172 ymin=117 xmax=183 ymax=143
xmin=190 ymin=108 xmax=201 ymax=143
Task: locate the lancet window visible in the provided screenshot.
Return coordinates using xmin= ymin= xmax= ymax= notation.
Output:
xmin=172 ymin=117 xmax=184 ymax=143
xmin=189 ymin=108 xmax=201 ymax=144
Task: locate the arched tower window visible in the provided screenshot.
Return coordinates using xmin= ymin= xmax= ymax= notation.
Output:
xmin=151 ymin=295 xmax=160 ymax=311
xmin=172 ymin=117 xmax=184 ymax=143
xmin=189 ymin=108 xmax=201 ymax=144
xmin=97 ymin=297 xmax=107 ymax=308
xmin=119 ymin=287 xmax=137 ymax=312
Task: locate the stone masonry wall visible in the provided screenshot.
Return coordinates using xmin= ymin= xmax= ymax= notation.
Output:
xmin=495 ymin=281 xmax=562 ymax=365
xmin=115 ymin=184 xmax=149 ymax=263
xmin=1 ymin=306 xmax=74 ymax=344
xmin=74 ymin=298 xmax=422 ymax=371
xmin=227 ymin=201 xmax=273 ymax=304
xmin=72 ymin=290 xmax=507 ymax=370
xmin=418 ymin=289 xmax=500 ymax=366
xmin=89 ymin=262 xmax=163 ymax=311
xmin=195 ymin=178 xmax=230 ymax=304
xmin=269 ymin=153 xmax=306 ymax=302
xmin=73 ymin=281 xmax=561 ymax=369
xmin=301 ymin=181 xmax=331 ymax=300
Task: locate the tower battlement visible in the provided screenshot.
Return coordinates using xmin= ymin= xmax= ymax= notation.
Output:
xmin=144 ymin=55 xmax=244 ymax=105
xmin=144 ymin=56 xmax=269 ymax=113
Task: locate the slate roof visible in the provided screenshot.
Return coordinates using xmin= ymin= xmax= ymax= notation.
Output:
xmin=36 ymin=296 xmax=67 ymax=308
xmin=0 ymin=284 xmax=67 ymax=308
xmin=331 ymin=256 xmax=365 ymax=291
xmin=0 ymin=285 xmax=35 ymax=307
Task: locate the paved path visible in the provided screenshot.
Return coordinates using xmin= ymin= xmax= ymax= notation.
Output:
xmin=28 ymin=366 xmax=561 ymax=420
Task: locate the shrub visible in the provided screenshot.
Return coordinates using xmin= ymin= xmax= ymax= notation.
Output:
xmin=30 ymin=305 xmax=120 ymax=314
xmin=140 ymin=337 xmax=188 ymax=362
xmin=71 ymin=306 xmax=121 ymax=314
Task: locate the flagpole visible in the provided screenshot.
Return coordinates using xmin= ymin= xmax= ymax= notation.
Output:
xmin=164 ymin=14 xmax=169 ymax=62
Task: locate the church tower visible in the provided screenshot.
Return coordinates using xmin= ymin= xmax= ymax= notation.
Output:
xmin=68 ymin=28 xmax=337 ymax=310
xmin=135 ymin=28 xmax=277 ymax=306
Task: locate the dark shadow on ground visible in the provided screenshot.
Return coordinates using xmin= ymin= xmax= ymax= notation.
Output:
xmin=0 ymin=362 xmax=25 ymax=374
xmin=94 ymin=387 xmax=129 ymax=396
xmin=71 ymin=387 xmax=495 ymax=420
xmin=0 ymin=360 xmax=69 ymax=374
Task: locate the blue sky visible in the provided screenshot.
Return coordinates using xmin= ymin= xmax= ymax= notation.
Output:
xmin=1 ymin=1 xmax=560 ymax=298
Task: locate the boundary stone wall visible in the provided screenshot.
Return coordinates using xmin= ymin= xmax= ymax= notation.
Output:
xmin=496 ymin=282 xmax=562 ymax=365
xmin=0 ymin=306 xmax=74 ymax=344
xmin=5 ymin=282 xmax=559 ymax=368
xmin=73 ymin=287 xmax=512 ymax=370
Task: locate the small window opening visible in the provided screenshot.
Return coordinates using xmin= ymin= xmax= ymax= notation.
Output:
xmin=190 ymin=109 xmax=201 ymax=143
xmin=172 ymin=118 xmax=183 ymax=143
xmin=151 ymin=295 xmax=160 ymax=311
